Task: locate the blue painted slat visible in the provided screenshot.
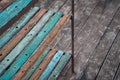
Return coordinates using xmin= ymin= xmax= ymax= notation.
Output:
xmin=48 ymin=53 xmax=71 ymax=80
xmin=24 ymin=48 xmax=51 ymax=80
xmin=0 ymin=10 xmax=54 ymax=75
xmin=0 ymin=7 xmax=39 ymax=49
xmin=39 ymin=50 xmax=64 ymax=80
xmin=0 ymin=0 xmax=32 ymax=28
xmin=0 ymin=12 xmax=63 ymax=79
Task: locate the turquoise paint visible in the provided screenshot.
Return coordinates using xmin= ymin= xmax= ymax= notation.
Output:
xmin=48 ymin=53 xmax=71 ymax=80
xmin=0 ymin=7 xmax=39 ymax=49
xmin=0 ymin=10 xmax=54 ymax=75
xmin=24 ymin=48 xmax=51 ymax=80
xmin=0 ymin=0 xmax=32 ymax=28
xmin=39 ymin=50 xmax=64 ymax=80
xmin=0 ymin=12 xmax=63 ymax=79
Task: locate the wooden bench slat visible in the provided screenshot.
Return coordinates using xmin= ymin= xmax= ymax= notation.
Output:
xmin=48 ymin=53 xmax=71 ymax=80
xmin=39 ymin=50 xmax=64 ymax=80
xmin=0 ymin=0 xmax=32 ymax=29
xmin=22 ymin=48 xmax=51 ymax=80
xmin=0 ymin=6 xmax=39 ymax=49
xmin=29 ymin=49 xmax=57 ymax=80
xmin=13 ymin=14 xmax=70 ymax=80
xmin=0 ymin=9 xmax=46 ymax=61
xmin=0 ymin=10 xmax=54 ymax=74
xmin=0 ymin=12 xmax=62 ymax=79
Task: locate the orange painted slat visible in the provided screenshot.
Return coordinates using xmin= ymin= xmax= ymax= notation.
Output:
xmin=0 ymin=9 xmax=47 ymax=61
xmin=13 ymin=14 xmax=70 ymax=80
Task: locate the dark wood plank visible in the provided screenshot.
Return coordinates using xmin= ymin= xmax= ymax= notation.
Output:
xmin=0 ymin=0 xmax=13 ymax=12
xmin=83 ymin=7 xmax=120 ymax=80
xmin=96 ymin=31 xmax=120 ymax=80
xmin=57 ymin=1 xmax=120 ymax=80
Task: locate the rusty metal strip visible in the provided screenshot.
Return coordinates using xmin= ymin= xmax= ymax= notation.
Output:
xmin=0 ymin=9 xmax=47 ymax=61
xmin=13 ymin=14 xmax=70 ymax=80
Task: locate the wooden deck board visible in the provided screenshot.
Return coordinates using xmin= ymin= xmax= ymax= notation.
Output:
xmin=83 ymin=7 xmax=120 ymax=80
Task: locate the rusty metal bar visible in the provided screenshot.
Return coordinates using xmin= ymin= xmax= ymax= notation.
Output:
xmin=71 ymin=0 xmax=75 ymax=73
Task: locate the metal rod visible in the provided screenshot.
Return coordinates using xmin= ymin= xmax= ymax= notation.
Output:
xmin=71 ymin=0 xmax=75 ymax=73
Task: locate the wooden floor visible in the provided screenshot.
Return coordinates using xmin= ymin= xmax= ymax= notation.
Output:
xmin=1 ymin=0 xmax=120 ymax=80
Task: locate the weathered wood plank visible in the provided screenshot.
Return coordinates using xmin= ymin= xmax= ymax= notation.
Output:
xmin=0 ymin=12 xmax=62 ymax=79
xmin=60 ymin=1 xmax=120 ymax=79
xmin=13 ymin=14 xmax=70 ymax=80
xmin=48 ymin=53 xmax=71 ymax=80
xmin=39 ymin=50 xmax=64 ymax=80
xmin=0 ymin=0 xmax=32 ymax=29
xmin=0 ymin=10 xmax=54 ymax=74
xmin=113 ymin=63 xmax=120 ymax=80
xmin=96 ymin=32 xmax=120 ymax=80
xmin=84 ymin=7 xmax=120 ymax=80
xmin=0 ymin=9 xmax=46 ymax=61
xmin=29 ymin=49 xmax=57 ymax=80
xmin=14 ymin=48 xmax=51 ymax=80
xmin=0 ymin=0 xmax=14 ymax=12
xmin=0 ymin=7 xmax=39 ymax=49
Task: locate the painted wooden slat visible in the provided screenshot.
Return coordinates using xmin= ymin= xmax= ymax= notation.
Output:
xmin=0 ymin=0 xmax=32 ymax=28
xmin=22 ymin=48 xmax=51 ymax=80
xmin=13 ymin=15 xmax=70 ymax=80
xmin=0 ymin=7 xmax=39 ymax=49
xmin=39 ymin=50 xmax=64 ymax=80
xmin=30 ymin=49 xmax=57 ymax=80
xmin=0 ymin=10 xmax=56 ymax=75
xmin=0 ymin=9 xmax=47 ymax=61
xmin=0 ymin=12 xmax=62 ymax=79
xmin=48 ymin=53 xmax=71 ymax=80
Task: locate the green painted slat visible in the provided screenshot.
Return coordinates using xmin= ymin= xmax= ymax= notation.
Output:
xmin=0 ymin=10 xmax=54 ymax=75
xmin=0 ymin=0 xmax=32 ymax=28
xmin=0 ymin=7 xmax=39 ymax=49
xmin=24 ymin=48 xmax=51 ymax=80
xmin=0 ymin=12 xmax=63 ymax=79
xmin=39 ymin=50 xmax=64 ymax=80
xmin=48 ymin=53 xmax=71 ymax=80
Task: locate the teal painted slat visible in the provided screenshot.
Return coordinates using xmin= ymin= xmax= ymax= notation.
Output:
xmin=0 ymin=12 xmax=63 ymax=79
xmin=0 ymin=7 xmax=39 ymax=49
xmin=0 ymin=0 xmax=32 ymax=28
xmin=39 ymin=50 xmax=64 ymax=80
xmin=24 ymin=48 xmax=51 ymax=80
xmin=0 ymin=10 xmax=54 ymax=75
xmin=48 ymin=53 xmax=71 ymax=80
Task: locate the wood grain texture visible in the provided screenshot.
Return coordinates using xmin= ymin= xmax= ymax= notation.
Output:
xmin=39 ymin=50 xmax=64 ymax=80
xmin=0 ymin=7 xmax=39 ymax=49
xmin=22 ymin=48 xmax=51 ymax=80
xmin=48 ymin=53 xmax=71 ymax=80
xmin=13 ymin=14 xmax=70 ymax=80
xmin=84 ymin=7 xmax=120 ymax=80
xmin=0 ymin=0 xmax=14 ymax=12
xmin=0 ymin=9 xmax=46 ymax=61
xmin=57 ymin=1 xmax=120 ymax=79
xmin=0 ymin=0 xmax=32 ymax=29
xmin=30 ymin=49 xmax=57 ymax=80
xmin=0 ymin=12 xmax=62 ymax=80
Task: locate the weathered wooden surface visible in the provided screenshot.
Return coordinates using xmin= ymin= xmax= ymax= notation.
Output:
xmin=13 ymin=14 xmax=70 ymax=80
xmin=0 ymin=7 xmax=39 ymax=49
xmin=30 ymin=49 xmax=57 ymax=80
xmin=0 ymin=0 xmax=14 ymax=12
xmin=0 ymin=9 xmax=46 ymax=61
xmin=84 ymin=7 xmax=120 ymax=80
